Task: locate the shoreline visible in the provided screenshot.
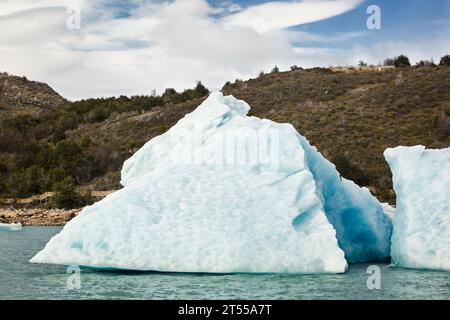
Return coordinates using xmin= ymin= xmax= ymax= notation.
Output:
xmin=0 ymin=208 xmax=81 ymax=226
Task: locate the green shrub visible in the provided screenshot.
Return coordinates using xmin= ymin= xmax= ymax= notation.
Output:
xmin=383 ymin=58 xmax=395 ymax=66
xmin=358 ymin=61 xmax=368 ymax=67
xmin=416 ymin=59 xmax=435 ymax=67
xmin=394 ymin=55 xmax=411 ymax=68
xmin=194 ymin=81 xmax=209 ymax=97
xmin=53 ymin=176 xmax=86 ymax=209
xmin=440 ymin=55 xmax=450 ymax=66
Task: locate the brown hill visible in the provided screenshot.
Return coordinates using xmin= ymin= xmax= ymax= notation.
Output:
xmin=0 ymin=72 xmax=66 ymax=116
xmin=0 ymin=67 xmax=449 ymax=205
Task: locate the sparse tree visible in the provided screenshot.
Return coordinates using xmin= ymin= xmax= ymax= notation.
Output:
xmin=358 ymin=60 xmax=368 ymax=67
xmin=53 ymin=176 xmax=85 ymax=209
xmin=416 ymin=59 xmax=435 ymax=67
xmin=271 ymin=65 xmax=279 ymax=73
xmin=383 ymin=58 xmax=395 ymax=66
xmin=193 ymin=81 xmax=209 ymax=97
xmin=161 ymin=88 xmax=178 ymax=103
xmin=439 ymin=55 xmax=450 ymax=66
xmin=393 ymin=55 xmax=411 ymax=68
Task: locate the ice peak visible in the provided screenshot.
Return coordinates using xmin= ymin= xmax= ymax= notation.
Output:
xmin=185 ymin=91 xmax=251 ymax=124
xmin=119 ymin=92 xmax=252 ymax=186
xmin=207 ymin=91 xmax=251 ymax=117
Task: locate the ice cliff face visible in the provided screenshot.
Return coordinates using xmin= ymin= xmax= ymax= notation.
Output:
xmin=299 ymin=138 xmax=392 ymax=263
xmin=31 ymin=92 xmax=392 ymax=273
xmin=385 ymin=146 xmax=450 ymax=271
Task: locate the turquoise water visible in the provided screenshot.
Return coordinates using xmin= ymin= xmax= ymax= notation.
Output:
xmin=0 ymin=227 xmax=448 ymax=300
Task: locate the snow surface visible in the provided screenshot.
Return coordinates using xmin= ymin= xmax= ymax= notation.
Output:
xmin=31 ymin=92 xmax=391 ymax=273
xmin=385 ymin=146 xmax=450 ymax=271
xmin=0 ymin=223 xmax=22 ymax=231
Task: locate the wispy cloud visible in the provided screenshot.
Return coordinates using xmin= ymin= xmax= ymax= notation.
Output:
xmin=288 ymin=30 xmax=365 ymax=44
xmin=223 ymin=0 xmax=364 ymax=33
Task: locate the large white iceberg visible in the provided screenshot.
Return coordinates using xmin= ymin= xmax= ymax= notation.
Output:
xmin=31 ymin=92 xmax=391 ymax=273
xmin=384 ymin=146 xmax=450 ymax=271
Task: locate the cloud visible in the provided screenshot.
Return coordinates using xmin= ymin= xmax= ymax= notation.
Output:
xmin=0 ymin=0 xmax=302 ymax=99
xmin=292 ymin=37 xmax=450 ymax=68
xmin=0 ymin=0 xmax=447 ymax=100
xmin=224 ymin=0 xmax=364 ymax=33
xmin=288 ymin=30 xmax=365 ymax=44
xmin=350 ymin=39 xmax=450 ymax=65
xmin=210 ymin=1 xmax=243 ymax=15
xmin=150 ymin=0 xmax=295 ymax=70
xmin=0 ymin=0 xmax=88 ymax=16
xmin=0 ymin=7 xmax=69 ymax=46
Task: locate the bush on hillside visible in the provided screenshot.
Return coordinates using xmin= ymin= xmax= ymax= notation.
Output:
xmin=393 ymin=55 xmax=411 ymax=68
xmin=416 ymin=59 xmax=435 ymax=67
xmin=440 ymin=55 xmax=450 ymax=66
xmin=53 ymin=176 xmax=86 ymax=209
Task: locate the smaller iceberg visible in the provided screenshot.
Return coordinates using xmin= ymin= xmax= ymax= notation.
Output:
xmin=0 ymin=223 xmax=23 ymax=231
xmin=384 ymin=146 xmax=450 ymax=271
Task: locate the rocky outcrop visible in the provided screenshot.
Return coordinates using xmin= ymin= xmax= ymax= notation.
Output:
xmin=0 ymin=72 xmax=66 ymax=116
xmin=0 ymin=209 xmax=80 ymax=226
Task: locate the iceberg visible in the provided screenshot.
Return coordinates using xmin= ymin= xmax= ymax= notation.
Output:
xmin=380 ymin=203 xmax=396 ymax=221
xmin=384 ymin=146 xmax=450 ymax=271
xmin=31 ymin=92 xmax=391 ymax=273
xmin=0 ymin=223 xmax=22 ymax=231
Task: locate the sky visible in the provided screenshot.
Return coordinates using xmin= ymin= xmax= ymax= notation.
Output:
xmin=0 ymin=0 xmax=449 ymax=100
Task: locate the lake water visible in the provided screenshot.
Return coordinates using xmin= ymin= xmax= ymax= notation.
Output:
xmin=0 ymin=226 xmax=449 ymax=300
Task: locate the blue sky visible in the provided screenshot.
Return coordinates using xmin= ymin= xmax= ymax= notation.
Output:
xmin=222 ymin=0 xmax=450 ymax=30
xmin=218 ymin=0 xmax=450 ymax=48
xmin=297 ymin=0 xmax=450 ymax=45
xmin=0 ymin=0 xmax=449 ymax=99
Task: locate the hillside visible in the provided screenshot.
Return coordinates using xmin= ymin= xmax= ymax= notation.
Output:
xmin=0 ymin=66 xmax=449 ymax=205
xmin=0 ymin=72 xmax=66 ymax=116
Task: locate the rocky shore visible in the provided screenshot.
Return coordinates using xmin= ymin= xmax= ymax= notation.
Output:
xmin=0 ymin=208 xmax=81 ymax=226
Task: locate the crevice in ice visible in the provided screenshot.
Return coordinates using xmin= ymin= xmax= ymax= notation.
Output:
xmin=216 ymin=112 xmax=233 ymax=127
xmin=292 ymin=205 xmax=321 ymax=234
xmin=266 ymin=169 xmax=304 ymax=187
xmin=297 ymin=135 xmax=392 ymax=263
